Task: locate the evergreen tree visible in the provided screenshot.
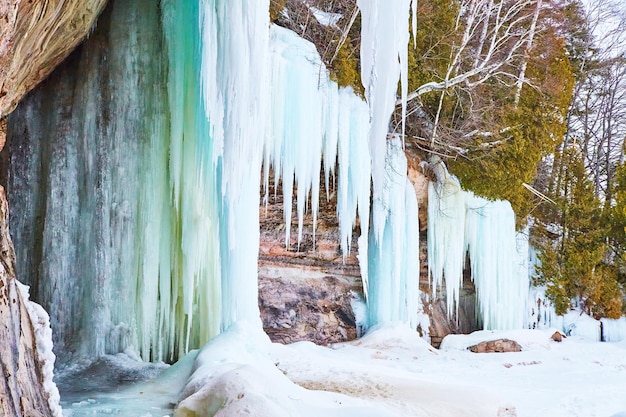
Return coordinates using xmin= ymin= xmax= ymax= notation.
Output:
xmin=534 ymin=146 xmax=622 ymax=318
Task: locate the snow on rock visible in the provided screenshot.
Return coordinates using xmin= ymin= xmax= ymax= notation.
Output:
xmin=440 ymin=329 xmax=559 ymax=352
xmin=349 ymin=321 xmax=437 ymax=354
xmin=309 ymin=7 xmax=342 ymax=27
xmin=16 ymin=282 xmax=62 ymax=417
xmin=175 ymin=323 xmax=404 ymax=417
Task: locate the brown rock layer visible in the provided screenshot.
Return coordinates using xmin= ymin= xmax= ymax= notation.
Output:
xmin=259 ymin=172 xmax=364 ymax=344
xmin=0 ymin=0 xmax=107 ymax=117
xmin=0 ymin=185 xmax=53 ymax=417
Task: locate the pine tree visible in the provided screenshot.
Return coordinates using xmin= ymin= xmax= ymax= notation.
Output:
xmin=534 ymin=146 xmax=622 ymax=318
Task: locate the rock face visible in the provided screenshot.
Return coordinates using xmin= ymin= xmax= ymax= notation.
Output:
xmin=258 ymin=176 xmax=364 ymax=344
xmin=0 ymin=0 xmax=107 ymax=117
xmin=259 ymin=263 xmax=361 ymax=345
xmin=0 ymin=182 xmax=55 ymax=415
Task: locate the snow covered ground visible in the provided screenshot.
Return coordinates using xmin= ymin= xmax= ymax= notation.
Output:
xmin=61 ymin=323 xmax=626 ymax=417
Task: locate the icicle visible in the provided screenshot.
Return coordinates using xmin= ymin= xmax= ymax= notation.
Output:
xmin=198 ymin=0 xmax=270 ymax=331
xmin=427 ymin=172 xmax=466 ymax=318
xmin=367 ymin=137 xmax=420 ymax=329
xmin=428 ymin=164 xmax=531 ymax=330
xmin=357 ymin=0 xmax=412 ymax=249
xmin=263 ymin=26 xmax=371 ymax=263
xmin=465 ymin=196 xmax=529 ymax=330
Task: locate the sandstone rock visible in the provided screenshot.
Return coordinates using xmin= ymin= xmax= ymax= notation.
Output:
xmin=258 ymin=263 xmax=361 ymax=345
xmin=551 ymin=331 xmax=565 ymax=342
xmin=0 ymin=0 xmax=107 ymax=117
xmin=0 ymin=186 xmax=55 ymax=416
xmin=469 ymin=339 xmax=522 ymax=353
xmin=0 ymin=117 xmax=5 ymax=150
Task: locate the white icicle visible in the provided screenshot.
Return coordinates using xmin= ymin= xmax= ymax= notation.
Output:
xmin=428 ymin=164 xmax=531 ymax=330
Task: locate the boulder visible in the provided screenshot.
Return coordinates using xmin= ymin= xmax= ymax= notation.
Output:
xmin=551 ymin=331 xmax=565 ymax=342
xmin=469 ymin=339 xmax=522 ymax=353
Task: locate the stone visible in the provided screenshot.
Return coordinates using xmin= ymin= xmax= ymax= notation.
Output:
xmin=469 ymin=339 xmax=522 ymax=353
xmin=551 ymin=331 xmax=565 ymax=342
xmin=258 ymin=264 xmax=361 ymax=345
xmin=0 ymin=0 xmax=107 ymax=117
xmin=0 ymin=186 xmax=55 ymax=416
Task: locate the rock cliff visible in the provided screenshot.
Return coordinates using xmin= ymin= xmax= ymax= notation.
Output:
xmin=0 ymin=0 xmax=107 ymax=117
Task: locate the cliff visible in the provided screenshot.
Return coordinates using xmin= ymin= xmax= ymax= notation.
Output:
xmin=0 ymin=0 xmax=107 ymax=117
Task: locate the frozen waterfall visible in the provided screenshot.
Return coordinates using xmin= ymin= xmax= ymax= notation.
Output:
xmin=5 ymin=0 xmax=539 ymax=370
xmin=6 ymin=0 xmax=421 ymax=363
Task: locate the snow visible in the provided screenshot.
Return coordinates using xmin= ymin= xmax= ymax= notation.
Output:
xmin=563 ymin=311 xmax=602 ymax=341
xmin=60 ymin=323 xmax=626 ymax=417
xmin=309 ymin=7 xmax=342 ymax=27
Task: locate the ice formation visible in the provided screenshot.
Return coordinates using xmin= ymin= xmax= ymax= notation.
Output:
xmin=563 ymin=312 xmax=601 ymax=341
xmin=601 ymin=317 xmax=626 ymax=342
xmin=8 ymin=0 xmax=423 ymax=364
xmin=428 ymin=162 xmax=530 ymax=330
xmin=367 ymin=137 xmax=420 ymax=328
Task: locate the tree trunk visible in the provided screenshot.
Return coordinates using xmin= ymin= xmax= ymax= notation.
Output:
xmin=0 ymin=131 xmax=55 ymax=415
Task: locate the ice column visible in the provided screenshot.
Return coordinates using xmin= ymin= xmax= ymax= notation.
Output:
xmin=367 ymin=137 xmax=420 ymax=328
xmin=358 ymin=0 xmax=420 ymax=327
xmin=198 ymin=0 xmax=270 ymax=331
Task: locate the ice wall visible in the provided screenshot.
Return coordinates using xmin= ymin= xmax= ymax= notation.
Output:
xmin=264 ymin=25 xmax=373 ymax=296
xmin=428 ymin=164 xmax=530 ymax=330
xmin=8 ymin=0 xmax=270 ymax=362
xmin=8 ymin=1 xmax=174 ymax=360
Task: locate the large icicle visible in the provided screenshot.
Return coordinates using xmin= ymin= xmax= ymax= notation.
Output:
xmin=367 ymin=137 xmax=420 ymax=329
xmin=357 ymin=0 xmax=413 ymax=250
xmin=357 ymin=0 xmax=419 ymax=325
xmin=199 ymin=0 xmax=270 ymax=331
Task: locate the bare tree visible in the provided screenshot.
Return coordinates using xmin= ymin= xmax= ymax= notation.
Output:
xmin=561 ymin=0 xmax=626 ymax=202
xmin=399 ymin=0 xmax=548 ymax=152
